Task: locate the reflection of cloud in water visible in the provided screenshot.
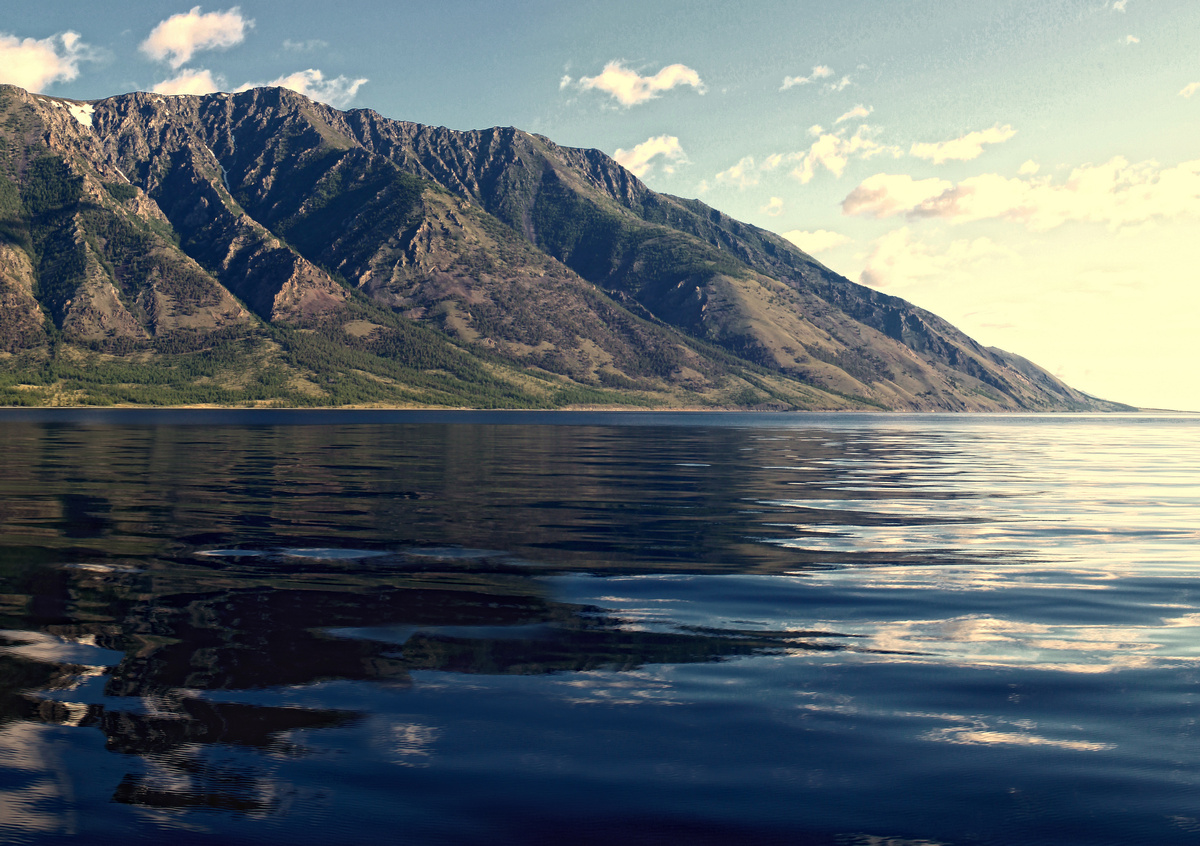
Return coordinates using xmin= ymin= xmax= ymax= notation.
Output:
xmin=764 ymin=522 xmax=1153 ymax=557
xmin=923 ymin=724 xmax=1113 ymax=752
xmin=806 ymin=563 xmax=1150 ymax=597
xmin=390 ymin=721 xmax=440 ymax=767
xmin=195 ymin=549 xmax=266 ymax=558
xmin=280 ymin=548 xmax=390 ymax=561
xmin=789 ymin=566 xmax=1025 ymax=590
xmin=63 ymin=562 xmax=142 ymax=573
xmin=551 ymin=572 xmax=1200 ymax=674
xmin=196 ymin=547 xmax=393 ymax=561
xmin=114 ymin=746 xmax=281 ymax=816
xmin=862 ymin=614 xmax=1188 ymax=673
xmin=0 ymin=630 xmax=125 ymax=670
xmin=554 ymin=669 xmax=683 ymax=706
xmin=792 ymin=695 xmax=1116 ymax=754
xmin=756 ymin=474 xmax=1200 ymax=573
xmin=762 ymin=497 xmax=989 ymax=515
xmin=0 ymin=722 xmax=77 ymax=837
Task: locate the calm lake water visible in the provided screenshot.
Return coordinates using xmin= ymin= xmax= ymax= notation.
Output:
xmin=0 ymin=410 xmax=1198 ymax=845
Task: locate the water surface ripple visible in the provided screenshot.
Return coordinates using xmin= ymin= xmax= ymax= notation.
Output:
xmin=0 ymin=411 xmax=1197 ymax=845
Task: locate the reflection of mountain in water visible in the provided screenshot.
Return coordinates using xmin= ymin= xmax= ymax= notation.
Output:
xmin=13 ymin=562 xmax=856 ymax=697
xmin=1 ymin=557 xmax=867 ymax=812
xmin=0 ymin=420 xmax=1010 ymax=576
xmin=0 ymin=418 xmax=1016 ymax=818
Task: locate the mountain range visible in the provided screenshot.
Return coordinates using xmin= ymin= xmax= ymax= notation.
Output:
xmin=0 ymin=83 xmax=1127 ymax=410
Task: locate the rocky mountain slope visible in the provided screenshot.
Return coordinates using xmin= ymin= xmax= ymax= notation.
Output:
xmin=0 ymin=83 xmax=1127 ymax=410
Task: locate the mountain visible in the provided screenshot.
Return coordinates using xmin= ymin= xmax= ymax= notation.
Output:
xmin=0 ymin=83 xmax=1127 ymax=410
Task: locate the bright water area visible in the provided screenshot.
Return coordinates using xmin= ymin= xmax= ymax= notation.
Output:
xmin=0 ymin=411 xmax=1197 ymax=845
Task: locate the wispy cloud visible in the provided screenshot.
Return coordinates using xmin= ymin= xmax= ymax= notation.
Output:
xmin=860 ymin=227 xmax=1007 ymax=290
xmin=1110 ymin=0 xmax=1128 ymax=11
xmin=1181 ymin=81 xmax=1200 ymax=98
xmin=909 ymin=124 xmax=1017 ymax=164
xmin=236 ymin=68 xmax=367 ymax=107
xmin=141 ymin=6 xmax=253 ymax=69
xmin=713 ymin=125 xmax=900 ymax=189
xmin=842 ymin=173 xmax=954 ymax=218
xmin=843 ymin=157 xmax=1200 ymax=232
xmin=578 ymin=60 xmax=705 ymax=107
xmin=283 ymin=38 xmax=328 ymax=51
xmin=0 ymin=30 xmax=94 ymax=92
xmin=780 ymin=65 xmax=832 ymax=91
xmin=761 ymin=197 xmax=784 ymax=216
xmin=1123 ymin=34 xmax=1140 ymax=45
xmin=613 ymin=135 xmax=687 ymax=178
xmin=715 ymin=155 xmax=759 ymax=189
xmin=782 ymin=229 xmax=851 ymax=254
xmin=153 ymin=68 xmax=222 ymax=95
xmin=835 ymin=104 xmax=872 ymax=124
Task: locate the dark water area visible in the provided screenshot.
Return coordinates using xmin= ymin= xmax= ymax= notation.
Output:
xmin=0 ymin=410 xmax=1198 ymax=845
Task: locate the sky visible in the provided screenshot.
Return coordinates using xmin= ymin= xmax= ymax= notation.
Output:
xmin=2 ymin=1 xmax=1198 ymax=410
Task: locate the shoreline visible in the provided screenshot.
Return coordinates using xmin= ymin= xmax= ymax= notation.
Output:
xmin=2 ymin=407 xmax=1194 ymax=422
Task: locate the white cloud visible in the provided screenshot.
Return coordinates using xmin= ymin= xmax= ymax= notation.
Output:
xmin=1181 ymin=82 xmax=1200 ymax=98
xmin=909 ymin=123 xmax=1017 ymax=164
xmin=0 ymin=30 xmax=92 ymax=92
xmin=1123 ymin=34 xmax=1140 ymax=45
xmin=792 ymin=134 xmax=849 ymax=182
xmin=579 ymin=60 xmax=705 ymax=107
xmin=835 ymin=104 xmax=872 ymax=124
xmin=283 ymin=38 xmax=328 ymax=51
xmin=236 ymin=69 xmax=367 ymax=107
xmin=1018 ymin=160 xmax=1040 ymax=176
xmin=860 ymin=227 xmax=1007 ymax=290
xmin=782 ymin=229 xmax=851 ymax=253
xmin=559 ymin=74 xmax=572 ymax=90
xmin=761 ymin=197 xmax=784 ymax=217
xmin=715 ymin=155 xmax=759 ymax=189
xmin=780 ymin=65 xmax=833 ymax=91
xmin=842 ymin=173 xmax=955 ymax=218
xmin=153 ymin=68 xmax=223 ymax=95
xmin=613 ymin=135 xmax=686 ymax=178
xmin=842 ymin=157 xmax=1200 ymax=232
xmin=827 ymin=75 xmax=853 ymax=92
xmin=1110 ymin=0 xmax=1128 ymax=10
xmin=789 ymin=125 xmax=902 ymax=184
xmin=141 ymin=6 xmax=253 ymax=69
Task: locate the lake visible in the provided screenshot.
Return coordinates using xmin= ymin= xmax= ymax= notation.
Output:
xmin=0 ymin=410 xmax=1198 ymax=845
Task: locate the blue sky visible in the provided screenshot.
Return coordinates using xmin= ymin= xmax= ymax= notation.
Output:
xmin=3 ymin=1 xmax=1198 ymax=409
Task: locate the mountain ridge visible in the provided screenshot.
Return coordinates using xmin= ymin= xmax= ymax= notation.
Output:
xmin=0 ymin=83 xmax=1129 ymax=411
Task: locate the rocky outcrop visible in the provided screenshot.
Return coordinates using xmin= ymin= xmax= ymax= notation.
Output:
xmin=0 ymin=243 xmax=45 ymax=351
